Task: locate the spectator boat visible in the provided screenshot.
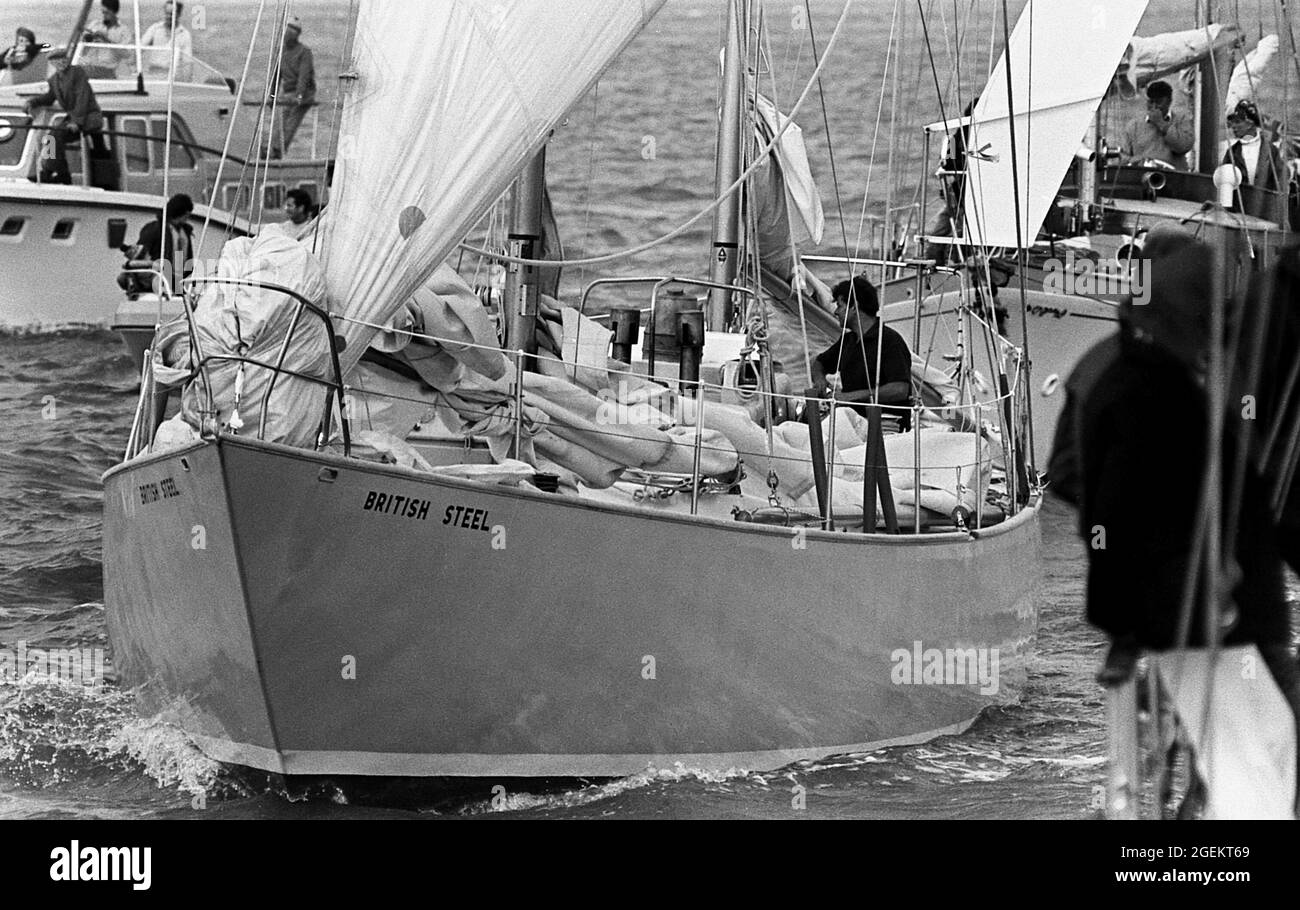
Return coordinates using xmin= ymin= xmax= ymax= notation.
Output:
xmin=853 ymin=1 xmax=1294 ymax=466
xmin=0 ymin=0 xmax=330 ymax=338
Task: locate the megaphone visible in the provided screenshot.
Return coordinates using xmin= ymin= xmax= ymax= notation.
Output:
xmin=1142 ymin=170 xmax=1166 ymax=199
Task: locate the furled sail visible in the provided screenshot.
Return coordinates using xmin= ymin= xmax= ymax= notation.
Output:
xmin=320 ymin=0 xmax=667 ymax=373
xmin=1225 ymin=34 xmax=1280 ymax=112
xmin=1111 ymin=24 xmax=1240 ymax=97
xmin=958 ymin=0 xmax=1150 ymax=249
xmin=752 ymin=92 xmax=825 ymax=278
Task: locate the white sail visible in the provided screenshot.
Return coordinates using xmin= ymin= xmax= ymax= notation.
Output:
xmin=959 ymin=0 xmax=1150 ymax=249
xmin=321 ymin=0 xmax=666 ymax=371
xmin=1112 ymin=24 xmax=1239 ymax=97
xmin=1225 ymin=34 xmax=1280 ymax=112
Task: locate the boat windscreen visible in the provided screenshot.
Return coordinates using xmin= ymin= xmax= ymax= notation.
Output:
xmin=75 ymin=43 xmax=228 ymax=88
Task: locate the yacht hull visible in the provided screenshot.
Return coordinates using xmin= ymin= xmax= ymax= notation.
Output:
xmin=885 ymin=288 xmax=1120 ymax=468
xmin=103 ymin=435 xmax=1040 ymax=777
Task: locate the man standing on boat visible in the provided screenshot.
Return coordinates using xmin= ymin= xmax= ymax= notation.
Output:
xmin=269 ymin=17 xmax=316 ymax=159
xmin=810 ymin=276 xmax=914 ymax=431
xmin=84 ymin=0 xmax=128 ymax=45
xmin=82 ymin=0 xmax=132 ymax=78
xmin=1119 ymin=80 xmax=1194 ymax=170
xmin=22 ymin=47 xmax=107 ymax=182
xmin=1222 ymin=99 xmax=1289 ymax=224
xmin=140 ymin=1 xmax=193 ymax=80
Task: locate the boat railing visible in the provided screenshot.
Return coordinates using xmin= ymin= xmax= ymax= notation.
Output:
xmin=578 ymin=275 xmax=759 ymax=376
xmin=132 ymin=277 xmax=1032 ymax=534
xmin=132 ymin=276 xmax=351 ymax=458
xmin=20 ymin=122 xmax=330 ymax=174
xmin=329 ymin=314 xmax=1033 ymax=534
xmin=801 ymin=253 xmax=940 ymax=292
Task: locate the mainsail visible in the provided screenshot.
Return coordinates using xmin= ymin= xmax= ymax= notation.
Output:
xmin=958 ymin=0 xmax=1150 ymax=249
xmin=320 ymin=0 xmax=667 ymax=372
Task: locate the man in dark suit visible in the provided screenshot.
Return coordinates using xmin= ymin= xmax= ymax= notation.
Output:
xmin=1223 ymin=99 xmax=1289 ymax=225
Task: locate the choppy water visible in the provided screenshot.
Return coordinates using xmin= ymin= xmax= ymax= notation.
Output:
xmin=1 ymin=0 xmax=1297 ymax=818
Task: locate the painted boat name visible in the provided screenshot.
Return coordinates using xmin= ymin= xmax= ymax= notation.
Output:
xmin=138 ymin=477 xmax=180 ymax=505
xmin=362 ymin=490 xmax=431 ymax=520
xmin=443 ymin=504 xmax=492 ymax=531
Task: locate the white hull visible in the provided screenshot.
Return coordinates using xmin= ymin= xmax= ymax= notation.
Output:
xmin=0 ymin=182 xmax=245 ymax=330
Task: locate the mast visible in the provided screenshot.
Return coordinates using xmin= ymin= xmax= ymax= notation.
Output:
xmin=67 ymin=0 xmax=95 ymax=60
xmin=133 ymin=0 xmax=144 ymax=79
xmin=503 ymin=148 xmax=546 ymax=364
xmin=1196 ymin=0 xmax=1221 ymax=173
xmin=706 ymin=0 xmax=748 ymax=331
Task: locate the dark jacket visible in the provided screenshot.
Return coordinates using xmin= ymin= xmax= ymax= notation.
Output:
xmin=130 ymin=217 xmax=195 ymax=278
xmin=26 ymin=64 xmax=103 ymax=131
xmin=1223 ymin=137 xmax=1289 ymax=225
xmin=1048 ymin=331 xmax=1121 ymax=525
xmin=277 ymin=42 xmax=316 ymax=106
xmin=1079 ymin=329 xmax=1288 ymax=650
xmin=1241 ymin=245 xmax=1300 ymax=536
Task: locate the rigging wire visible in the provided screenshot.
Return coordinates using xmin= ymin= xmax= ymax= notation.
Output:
xmin=196 ymin=0 xmax=270 ymax=257
xmin=257 ymin=3 xmax=293 ymax=232
xmin=307 ymin=0 xmax=363 ymax=258
xmin=458 ymin=0 xmax=859 ymax=270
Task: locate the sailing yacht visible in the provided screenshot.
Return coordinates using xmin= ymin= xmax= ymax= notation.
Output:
xmin=0 ymin=0 xmax=330 ymax=334
xmin=873 ymin=0 xmax=1294 ymax=465
xmin=100 ymin=0 xmax=1041 ymax=778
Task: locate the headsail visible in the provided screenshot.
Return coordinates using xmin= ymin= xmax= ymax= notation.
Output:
xmin=957 ymin=0 xmax=1150 ymax=249
xmin=321 ymin=0 xmax=666 ymax=372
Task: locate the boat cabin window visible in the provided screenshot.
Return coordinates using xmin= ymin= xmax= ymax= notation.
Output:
xmin=0 ymin=114 xmax=34 ymax=169
xmin=119 ymin=115 xmax=198 ymax=174
xmin=51 ymin=219 xmax=77 ymax=242
xmin=263 ymin=183 xmax=284 ymax=210
xmin=0 ymin=216 xmax=27 ymax=239
xmin=222 ymin=183 xmax=253 ymax=213
xmin=121 ymin=116 xmax=151 ymax=174
xmin=151 ymin=116 xmax=197 ymax=170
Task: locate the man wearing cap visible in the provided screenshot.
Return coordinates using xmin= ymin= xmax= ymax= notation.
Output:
xmin=1120 ymin=80 xmax=1194 ymax=170
xmin=269 ymin=17 xmax=316 ymax=159
xmin=1223 ymin=99 xmax=1289 ymax=224
xmin=22 ymin=46 xmax=107 ymax=181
